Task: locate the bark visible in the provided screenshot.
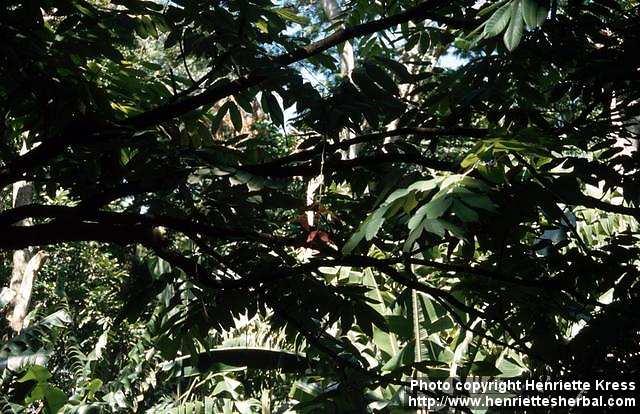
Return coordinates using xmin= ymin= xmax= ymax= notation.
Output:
xmin=321 ymin=0 xmax=355 ymax=78
xmin=9 ymin=251 xmax=47 ymax=332
xmin=5 ymin=140 xmax=46 ymax=332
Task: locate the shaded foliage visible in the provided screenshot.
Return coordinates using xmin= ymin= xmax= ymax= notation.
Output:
xmin=1 ymin=0 xmax=640 ymax=412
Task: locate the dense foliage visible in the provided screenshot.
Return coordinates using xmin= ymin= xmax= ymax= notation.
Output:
xmin=1 ymin=0 xmax=639 ymax=412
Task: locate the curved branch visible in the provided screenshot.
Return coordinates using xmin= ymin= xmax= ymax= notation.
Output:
xmin=0 ymin=0 xmax=451 ymax=189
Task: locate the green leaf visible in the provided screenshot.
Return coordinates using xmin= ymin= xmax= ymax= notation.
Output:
xmin=149 ymin=257 xmax=171 ymax=278
xmin=18 ymin=365 xmax=51 ymax=383
xmin=424 ymin=219 xmax=446 ymax=237
xmin=356 ymin=303 xmax=389 ymax=336
xmin=272 ymin=7 xmax=309 ymax=25
xmin=343 ymin=229 xmax=366 ymax=254
xmin=381 ymin=342 xmax=415 ymax=372
xmin=408 ymin=197 xmax=453 ymax=237
xmin=73 ymin=2 xmax=97 ymax=17
xmin=364 ymin=62 xmax=399 ymax=95
xmin=309 ymin=53 xmax=337 ymax=71
xmin=87 ymin=378 xmax=103 ymax=394
xmin=483 ymin=2 xmax=512 ymax=37
xmin=289 ymin=381 xmax=321 ymax=402
xmin=234 ymin=93 xmax=254 ymax=113
xmin=408 ymin=205 xmax=428 ymax=231
xmin=26 ymin=383 xmax=47 ymax=403
xmin=461 ymin=153 xmax=479 ymax=169
xmin=265 ymin=93 xmax=284 ymax=126
xmin=471 ymin=359 xmax=503 ymax=376
xmin=460 ymin=194 xmax=496 ymax=211
xmin=407 ymin=178 xmax=440 ymax=193
xmin=426 ymin=315 xmax=454 ymax=333
xmin=503 ymin=0 xmax=524 ymax=51
xmin=365 ymin=213 xmax=385 ymax=241
xmin=452 ymin=201 xmax=479 ymax=222
xmin=373 ymin=328 xmax=398 ymax=357
xmin=522 ymin=0 xmax=548 ymax=28
xmin=403 ymin=192 xmax=418 ymax=213
xmin=424 ymin=197 xmax=453 ymax=219
xmin=212 ymin=377 xmax=243 ymax=399
xmin=352 ymin=68 xmax=386 ymax=98
xmin=32 ymin=309 xmax=71 ymax=328
xmin=384 ymin=188 xmax=411 ymax=204
xmin=386 ymin=315 xmax=413 ymax=339
xmin=256 ymin=19 xmax=269 ymax=33
xmin=229 ymin=103 xmax=243 ymax=132
xmin=374 ymin=57 xmax=411 ymax=81
xmin=403 ymin=222 xmax=425 ymax=252
xmin=45 ymin=386 xmax=68 ymax=414
xmin=211 ymin=102 xmax=231 ymax=134
xmin=441 ymin=221 xmax=467 ymax=240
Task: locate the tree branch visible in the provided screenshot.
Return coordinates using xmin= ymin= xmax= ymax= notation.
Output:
xmin=241 ymin=152 xmax=458 ymax=177
xmin=0 ymin=204 xmax=296 ymax=247
xmin=254 ymin=127 xmax=487 ymax=169
xmin=0 ymin=0 xmax=451 ymax=188
xmin=0 ymin=222 xmax=153 ymax=250
xmin=125 ymin=0 xmax=450 ymax=128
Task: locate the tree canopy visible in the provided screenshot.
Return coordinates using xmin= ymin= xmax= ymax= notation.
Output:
xmin=1 ymin=0 xmax=639 ymax=412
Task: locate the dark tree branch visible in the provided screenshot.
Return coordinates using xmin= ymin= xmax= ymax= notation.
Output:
xmin=0 ymin=204 xmax=296 ymax=247
xmin=0 ymin=222 xmax=153 ymax=250
xmin=254 ymin=127 xmax=488 ymax=169
xmin=124 ymin=0 xmax=451 ymax=129
xmin=0 ymin=0 xmax=452 ymax=189
xmin=241 ymin=152 xmax=459 ymax=177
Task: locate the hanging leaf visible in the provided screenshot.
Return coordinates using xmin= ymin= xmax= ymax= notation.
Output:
xmin=424 ymin=197 xmax=453 ymax=220
xmin=352 ymin=68 xmax=389 ymax=100
xmin=211 ymin=102 xmax=231 ymax=134
xmin=424 ymin=219 xmax=446 ymax=237
xmin=364 ymin=62 xmax=399 ymax=95
xmin=503 ymin=0 xmax=524 ymax=51
xmin=234 ymin=93 xmax=254 ymax=113
xmin=374 ymin=57 xmax=411 ymax=82
xmin=229 ymin=102 xmax=243 ymax=132
xmin=483 ymin=2 xmax=513 ymax=37
xmin=452 ymin=201 xmax=480 ymax=222
xmin=343 ymin=228 xmax=366 ymax=254
xmin=365 ymin=213 xmax=386 ymax=241
xmin=265 ymin=93 xmax=284 ymax=126
xmin=272 ymin=7 xmax=309 ymax=25
xmin=522 ymin=0 xmax=548 ymax=28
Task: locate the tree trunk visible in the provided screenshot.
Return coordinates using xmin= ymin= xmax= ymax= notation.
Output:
xmin=321 ymin=0 xmax=354 ymax=78
xmin=5 ymin=139 xmax=46 ymax=333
